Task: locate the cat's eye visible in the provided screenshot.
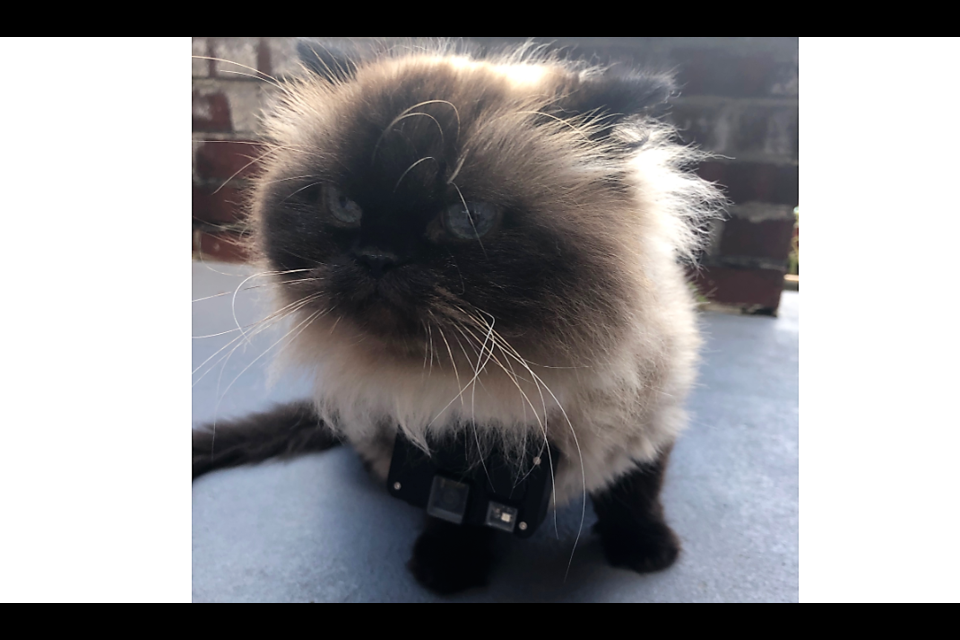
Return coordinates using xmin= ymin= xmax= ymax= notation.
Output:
xmin=323 ymin=185 xmax=362 ymax=225
xmin=443 ymin=202 xmax=499 ymax=240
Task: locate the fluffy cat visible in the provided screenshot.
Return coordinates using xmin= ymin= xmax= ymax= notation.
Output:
xmin=193 ymin=39 xmax=724 ymax=594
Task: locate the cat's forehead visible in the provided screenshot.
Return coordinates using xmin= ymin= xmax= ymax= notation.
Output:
xmin=318 ymin=58 xmax=567 ymax=203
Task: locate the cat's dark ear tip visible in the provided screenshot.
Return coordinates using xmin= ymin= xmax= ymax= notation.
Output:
xmin=592 ymin=67 xmax=678 ymax=115
xmin=296 ymin=38 xmax=362 ymax=83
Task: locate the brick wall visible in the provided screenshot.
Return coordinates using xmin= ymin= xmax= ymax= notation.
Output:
xmin=193 ymin=37 xmax=798 ymax=314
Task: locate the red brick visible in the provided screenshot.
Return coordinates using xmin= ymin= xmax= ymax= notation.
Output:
xmin=698 ymin=161 xmax=798 ymax=206
xmin=207 ymin=38 xmax=220 ymax=78
xmin=192 ymin=90 xmax=231 ymax=132
xmin=194 ymin=230 xmax=250 ymax=263
xmin=258 ymin=37 xmax=272 ymax=77
xmin=690 ymin=266 xmax=784 ymax=312
xmin=193 ymin=185 xmax=247 ymax=225
xmin=203 ymin=38 xmax=217 ymax=77
xmin=194 ymin=140 xmax=265 ymax=181
xmin=719 ymin=217 xmax=795 ymax=262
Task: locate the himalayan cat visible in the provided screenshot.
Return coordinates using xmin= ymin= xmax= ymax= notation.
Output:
xmin=193 ymin=39 xmax=723 ymax=595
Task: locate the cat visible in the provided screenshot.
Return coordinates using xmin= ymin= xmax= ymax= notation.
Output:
xmin=193 ymin=38 xmax=724 ymax=595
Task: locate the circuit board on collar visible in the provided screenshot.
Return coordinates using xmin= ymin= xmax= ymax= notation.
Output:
xmin=387 ymin=428 xmax=560 ymax=538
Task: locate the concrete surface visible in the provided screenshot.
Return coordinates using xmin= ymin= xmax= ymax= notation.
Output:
xmin=192 ymin=261 xmax=799 ymax=602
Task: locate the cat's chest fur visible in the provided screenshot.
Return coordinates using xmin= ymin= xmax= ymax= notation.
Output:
xmin=282 ymin=262 xmax=701 ymax=508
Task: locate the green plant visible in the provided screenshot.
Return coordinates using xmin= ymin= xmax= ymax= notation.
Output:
xmin=688 ymin=280 xmax=709 ymax=304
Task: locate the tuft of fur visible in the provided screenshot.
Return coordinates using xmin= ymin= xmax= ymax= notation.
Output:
xmin=228 ymin=39 xmax=724 ymax=509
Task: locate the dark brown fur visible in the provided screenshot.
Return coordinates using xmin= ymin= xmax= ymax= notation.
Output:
xmin=192 ymin=401 xmax=340 ymax=479
xmin=407 ymin=516 xmax=499 ymax=595
xmin=591 ymin=447 xmax=680 ymax=573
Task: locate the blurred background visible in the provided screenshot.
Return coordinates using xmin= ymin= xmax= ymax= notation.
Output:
xmin=192 ymin=37 xmax=799 ymax=314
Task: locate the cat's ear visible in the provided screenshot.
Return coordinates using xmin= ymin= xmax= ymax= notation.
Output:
xmin=577 ymin=68 xmax=675 ymax=118
xmin=561 ymin=68 xmax=676 ymax=140
xmin=296 ymin=38 xmax=368 ymax=83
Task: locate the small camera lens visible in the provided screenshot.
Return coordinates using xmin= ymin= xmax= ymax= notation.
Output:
xmin=426 ymin=476 xmax=470 ymax=525
xmin=442 ymin=489 xmax=459 ymax=507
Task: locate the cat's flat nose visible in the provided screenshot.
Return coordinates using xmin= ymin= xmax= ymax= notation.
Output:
xmin=353 ymin=246 xmax=401 ymax=278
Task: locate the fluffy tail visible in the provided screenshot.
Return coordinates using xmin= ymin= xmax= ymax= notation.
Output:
xmin=192 ymin=401 xmax=341 ymax=480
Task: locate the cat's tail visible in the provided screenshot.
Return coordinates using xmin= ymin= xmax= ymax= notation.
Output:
xmin=192 ymin=401 xmax=341 ymax=480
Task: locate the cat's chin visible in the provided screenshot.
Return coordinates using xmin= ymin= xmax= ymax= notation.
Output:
xmin=327 ymin=267 xmax=428 ymax=335
xmin=331 ymin=299 xmax=430 ymax=360
xmin=354 ymin=302 xmax=420 ymax=340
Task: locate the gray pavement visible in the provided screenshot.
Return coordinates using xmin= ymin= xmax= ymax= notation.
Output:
xmin=192 ymin=261 xmax=798 ymax=602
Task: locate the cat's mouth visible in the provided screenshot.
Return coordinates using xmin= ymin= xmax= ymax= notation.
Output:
xmin=332 ymin=267 xmax=428 ymax=339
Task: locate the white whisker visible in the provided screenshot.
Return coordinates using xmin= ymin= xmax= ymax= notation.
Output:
xmin=211 ymin=147 xmax=279 ymax=194
xmin=192 ymin=56 xmax=283 ymax=90
xmin=211 ymin=305 xmax=330 ymax=448
xmin=193 ymin=291 xmax=319 ymax=384
xmin=394 ymin=156 xmax=437 ymax=192
xmin=460 ymin=310 xmax=561 ymax=538
xmin=449 ymin=182 xmax=487 ymax=258
xmin=373 ymin=112 xmax=444 ymax=162
xmin=192 ymin=291 xmax=233 ymax=303
xmin=450 ymin=326 xmax=492 ymax=486
xmin=231 ymin=269 xmax=313 ymax=346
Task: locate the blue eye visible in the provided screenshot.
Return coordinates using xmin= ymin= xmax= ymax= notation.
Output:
xmin=443 ymin=202 xmax=498 ymax=240
xmin=324 ymin=185 xmax=362 ymax=225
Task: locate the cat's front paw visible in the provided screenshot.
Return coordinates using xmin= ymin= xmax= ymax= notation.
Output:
xmin=594 ymin=519 xmax=680 ymax=574
xmin=407 ymin=520 xmax=495 ymax=595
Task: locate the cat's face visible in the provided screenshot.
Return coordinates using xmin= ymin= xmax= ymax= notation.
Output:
xmin=252 ymin=47 xmax=673 ymax=365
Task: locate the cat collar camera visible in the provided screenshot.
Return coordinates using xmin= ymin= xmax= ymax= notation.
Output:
xmin=387 ymin=429 xmax=559 ymax=537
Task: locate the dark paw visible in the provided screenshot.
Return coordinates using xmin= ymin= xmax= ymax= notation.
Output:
xmin=595 ymin=520 xmax=680 ymax=574
xmin=407 ymin=524 xmax=494 ymax=595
